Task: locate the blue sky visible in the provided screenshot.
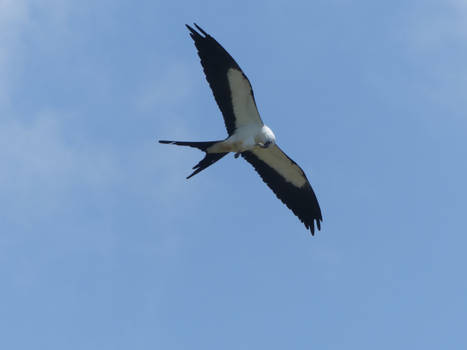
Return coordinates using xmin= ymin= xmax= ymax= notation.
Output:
xmin=1 ymin=0 xmax=467 ymax=349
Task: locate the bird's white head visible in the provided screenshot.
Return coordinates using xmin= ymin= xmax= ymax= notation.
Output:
xmin=257 ymin=125 xmax=276 ymax=148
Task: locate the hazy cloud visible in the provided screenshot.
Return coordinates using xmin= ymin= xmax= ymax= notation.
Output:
xmin=403 ymin=0 xmax=467 ymax=51
xmin=136 ymin=62 xmax=195 ymax=113
xmin=0 ymin=113 xmax=120 ymax=216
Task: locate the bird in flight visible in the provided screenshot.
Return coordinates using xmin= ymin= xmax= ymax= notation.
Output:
xmin=159 ymin=24 xmax=322 ymax=234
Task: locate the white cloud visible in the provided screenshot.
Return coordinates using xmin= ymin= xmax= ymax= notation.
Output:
xmin=0 ymin=113 xmax=120 ymax=215
xmin=0 ymin=0 xmax=204 ymax=230
xmin=0 ymin=0 xmax=28 ymax=27
xmin=0 ymin=111 xmax=201 ymax=220
xmin=0 ymin=0 xmax=28 ymax=104
xmin=136 ymin=62 xmax=196 ymax=113
xmin=0 ymin=0 xmax=76 ymax=106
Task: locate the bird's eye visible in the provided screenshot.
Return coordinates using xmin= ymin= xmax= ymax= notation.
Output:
xmin=264 ymin=141 xmax=272 ymax=148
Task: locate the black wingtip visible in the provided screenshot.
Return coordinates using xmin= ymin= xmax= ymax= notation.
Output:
xmin=185 ymin=23 xmax=208 ymax=38
xmin=194 ymin=23 xmax=208 ymax=36
xmin=159 ymin=140 xmax=172 ymax=144
xmin=307 ymin=218 xmax=323 ymax=236
xmin=310 ymin=218 xmax=322 ymax=236
xmin=185 ymin=24 xmax=196 ymax=34
xmin=186 ymin=166 xmax=203 ymax=179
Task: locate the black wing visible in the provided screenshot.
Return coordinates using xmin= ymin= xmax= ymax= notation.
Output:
xmin=242 ymin=145 xmax=322 ymax=235
xmin=186 ymin=24 xmax=262 ymax=135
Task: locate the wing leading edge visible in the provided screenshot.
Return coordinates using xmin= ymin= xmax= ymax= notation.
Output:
xmin=242 ymin=146 xmax=322 ymax=235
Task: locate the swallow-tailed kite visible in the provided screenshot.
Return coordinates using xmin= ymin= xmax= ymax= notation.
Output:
xmin=159 ymin=24 xmax=323 ymax=234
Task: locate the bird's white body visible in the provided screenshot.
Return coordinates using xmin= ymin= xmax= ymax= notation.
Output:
xmin=207 ymin=124 xmax=276 ymax=153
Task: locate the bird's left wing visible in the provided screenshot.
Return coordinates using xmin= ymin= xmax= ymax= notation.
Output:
xmin=186 ymin=24 xmax=263 ymax=136
xmin=242 ymin=145 xmax=322 ymax=234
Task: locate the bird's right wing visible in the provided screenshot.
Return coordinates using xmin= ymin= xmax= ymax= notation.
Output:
xmin=186 ymin=24 xmax=263 ymax=136
xmin=242 ymin=145 xmax=322 ymax=235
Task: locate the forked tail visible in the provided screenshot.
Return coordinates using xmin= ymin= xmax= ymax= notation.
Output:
xmin=159 ymin=140 xmax=228 ymax=179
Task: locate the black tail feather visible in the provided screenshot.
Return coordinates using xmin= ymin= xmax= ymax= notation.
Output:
xmin=187 ymin=152 xmax=227 ymax=179
xmin=159 ymin=140 xmax=219 ymax=151
xmin=159 ymin=140 xmax=227 ymax=179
